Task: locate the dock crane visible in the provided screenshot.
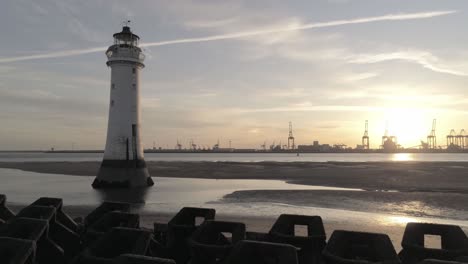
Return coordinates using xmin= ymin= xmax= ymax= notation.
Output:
xmin=213 ymin=139 xmax=220 ymax=150
xmin=465 ymin=132 xmax=468 ymax=150
xmin=447 ymin=129 xmax=457 ymax=148
xmin=456 ymin=129 xmax=466 ymax=149
xmin=362 ymin=120 xmax=369 ymax=150
xmin=288 ymin=122 xmax=295 ymax=150
xmin=189 ymin=139 xmax=197 ymax=151
xmin=260 ymin=141 xmax=267 ymax=151
xmin=270 ymin=141 xmax=276 ymax=150
xmin=175 ymin=139 xmax=182 ymax=150
xmin=427 ymin=119 xmax=437 ymax=150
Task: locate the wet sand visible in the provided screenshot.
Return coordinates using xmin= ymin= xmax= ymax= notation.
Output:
xmin=0 ymin=161 xmax=467 ymax=193
xmin=1 ymin=161 xmax=467 ymax=221
xmin=223 ymin=190 xmax=468 ymax=221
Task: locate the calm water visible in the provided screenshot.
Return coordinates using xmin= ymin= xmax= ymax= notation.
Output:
xmin=1 ymin=152 xmax=468 ymax=162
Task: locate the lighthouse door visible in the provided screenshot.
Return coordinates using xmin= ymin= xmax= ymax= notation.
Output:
xmin=132 ymin=124 xmax=137 ymax=162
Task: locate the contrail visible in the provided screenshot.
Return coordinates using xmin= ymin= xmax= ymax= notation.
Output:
xmin=0 ymin=10 xmax=456 ymax=63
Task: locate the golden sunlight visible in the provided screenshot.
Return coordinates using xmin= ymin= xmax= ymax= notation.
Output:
xmin=381 ymin=216 xmax=421 ymax=226
xmin=391 ymin=153 xmax=414 ymax=161
xmin=382 ymin=108 xmax=430 ymax=148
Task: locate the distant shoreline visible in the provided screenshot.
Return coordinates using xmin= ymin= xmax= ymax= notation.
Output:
xmin=2 ymin=150 xmax=468 ymax=154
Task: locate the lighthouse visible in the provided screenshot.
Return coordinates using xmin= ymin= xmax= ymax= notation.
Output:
xmin=92 ymin=25 xmax=154 ymax=188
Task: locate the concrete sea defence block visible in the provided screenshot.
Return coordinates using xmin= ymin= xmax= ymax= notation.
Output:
xmin=0 ymin=194 xmax=15 ymax=221
xmin=116 ymin=254 xmax=176 ymax=264
xmin=17 ymin=205 xmax=57 ymax=225
xmin=84 ymin=201 xmax=131 ymax=227
xmin=224 ymin=240 xmax=299 ymax=264
xmin=85 ymin=211 xmax=140 ymax=245
xmin=0 ymin=237 xmax=36 ymax=264
xmin=0 ymin=217 xmax=65 ymax=264
xmin=0 ymin=195 xmax=467 ymax=264
xmin=269 ymin=214 xmax=327 ymax=264
xmin=400 ymin=223 xmax=468 ymax=264
xmin=166 ymin=207 xmax=216 ymax=264
xmin=323 ymin=230 xmax=400 ymax=264
xmin=76 ymin=227 xmax=153 ymax=263
xmin=188 ymin=220 xmax=246 ymax=264
xmin=419 ymin=259 xmax=468 ymax=264
xmin=31 ymin=197 xmax=79 ymax=233
xmin=17 ymin=204 xmax=81 ymax=261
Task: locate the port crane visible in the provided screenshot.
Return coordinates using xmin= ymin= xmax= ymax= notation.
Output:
xmin=189 ymin=139 xmax=197 ymax=151
xmin=270 ymin=141 xmax=276 ymax=150
xmin=427 ymin=119 xmax=437 ymax=149
xmin=213 ymin=139 xmax=220 ymax=150
xmin=260 ymin=141 xmax=267 ymax=151
xmin=447 ymin=129 xmax=456 ymax=148
xmin=175 ymin=139 xmax=182 ymax=150
xmin=456 ymin=129 xmax=466 ymax=149
xmin=362 ymin=120 xmax=369 ymax=150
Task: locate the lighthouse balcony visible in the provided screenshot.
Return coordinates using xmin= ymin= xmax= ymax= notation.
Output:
xmin=106 ymin=46 xmax=145 ymax=66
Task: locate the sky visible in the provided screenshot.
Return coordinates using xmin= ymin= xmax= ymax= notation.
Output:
xmin=1 ymin=0 xmax=467 ymax=150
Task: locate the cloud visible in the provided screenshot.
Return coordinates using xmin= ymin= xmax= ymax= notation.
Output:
xmin=0 ymin=47 xmax=107 ymax=63
xmin=342 ymin=72 xmax=379 ymax=82
xmin=185 ymin=17 xmax=240 ymax=29
xmin=140 ymin=10 xmax=458 ymax=47
xmin=0 ymin=10 xmax=456 ymax=63
xmin=348 ymin=51 xmax=468 ymax=76
xmin=230 ymin=104 xmax=468 ymax=115
xmin=232 ymin=104 xmax=384 ymax=113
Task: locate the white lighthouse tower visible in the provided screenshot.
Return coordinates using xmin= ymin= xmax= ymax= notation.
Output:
xmin=92 ymin=25 xmax=154 ymax=188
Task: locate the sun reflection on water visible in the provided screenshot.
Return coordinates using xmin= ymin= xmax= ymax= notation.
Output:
xmin=381 ymin=215 xmax=421 ymax=226
xmin=392 ymin=153 xmax=414 ymax=161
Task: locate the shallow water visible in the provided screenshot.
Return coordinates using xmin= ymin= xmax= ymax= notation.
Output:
xmin=1 ymin=152 xmax=468 ymax=162
xmin=0 ymin=168 xmax=466 ymax=231
xmin=0 ymin=168 xmax=359 ymax=206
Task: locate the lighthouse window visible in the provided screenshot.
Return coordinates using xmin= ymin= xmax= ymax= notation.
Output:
xmin=132 ymin=68 xmax=136 ymax=74
xmin=111 ymin=83 xmax=115 ymax=89
xmin=132 ymin=84 xmax=136 ymax=90
xmin=111 ymin=100 xmax=114 ymax=106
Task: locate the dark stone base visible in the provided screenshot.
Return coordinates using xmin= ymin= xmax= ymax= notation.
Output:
xmin=92 ymin=159 xmax=154 ymax=189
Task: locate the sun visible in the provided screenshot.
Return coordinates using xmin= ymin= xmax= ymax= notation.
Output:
xmin=381 ymin=108 xmax=430 ymax=148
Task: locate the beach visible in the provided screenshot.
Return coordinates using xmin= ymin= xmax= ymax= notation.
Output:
xmin=1 ymin=161 xmax=467 ymax=192
xmin=1 ymin=161 xmax=467 ymax=251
